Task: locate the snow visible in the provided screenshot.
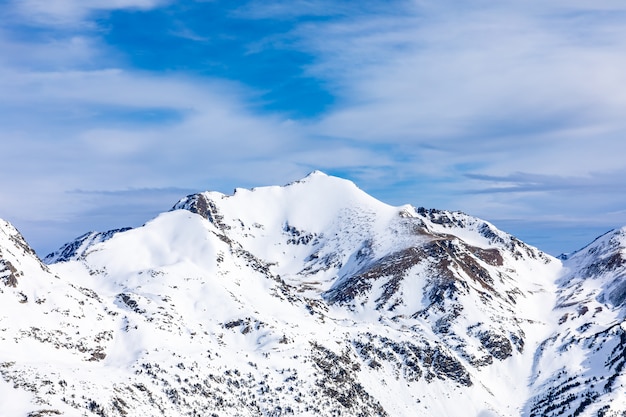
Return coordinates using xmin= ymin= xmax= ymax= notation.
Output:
xmin=1 ymin=172 xmax=626 ymax=416
xmin=0 ymin=377 xmax=36 ymax=416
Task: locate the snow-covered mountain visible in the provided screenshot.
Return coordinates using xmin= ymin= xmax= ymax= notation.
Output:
xmin=0 ymin=171 xmax=625 ymax=416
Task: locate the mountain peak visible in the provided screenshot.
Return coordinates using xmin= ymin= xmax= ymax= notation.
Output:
xmin=284 ymin=170 xmax=356 ymax=188
xmin=172 ymin=171 xmax=392 ymax=238
xmin=304 ymin=169 xmax=328 ymax=178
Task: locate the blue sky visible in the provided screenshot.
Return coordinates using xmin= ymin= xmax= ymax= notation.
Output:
xmin=2 ymin=0 xmax=626 ymax=256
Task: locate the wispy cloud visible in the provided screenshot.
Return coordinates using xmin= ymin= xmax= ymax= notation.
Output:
xmin=69 ymin=187 xmax=197 ymax=196
xmin=465 ymin=171 xmax=626 ymax=194
xmin=2 ymin=0 xmax=626 ymax=256
xmin=296 ymin=3 xmax=626 ymax=153
xmin=8 ymin=0 xmax=170 ymax=27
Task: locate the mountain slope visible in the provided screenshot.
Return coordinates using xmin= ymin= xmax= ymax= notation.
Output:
xmin=526 ymin=227 xmax=626 ymax=417
xmin=0 ymin=172 xmax=623 ymax=417
xmin=0 ymin=219 xmax=122 ymax=416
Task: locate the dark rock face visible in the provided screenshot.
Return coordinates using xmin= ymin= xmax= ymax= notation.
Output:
xmin=581 ymin=252 xmax=625 ymax=280
xmin=0 ymin=257 xmax=19 ymax=287
xmin=324 ymin=237 xmax=503 ymax=310
xmin=310 ymin=342 xmax=388 ymax=416
xmin=173 ymin=193 xmax=229 ymax=231
xmin=324 ymin=247 xmax=424 ymax=307
xmin=117 ymin=293 xmax=146 ymax=314
xmin=1 ymin=223 xmax=52 ymax=287
xmin=352 ymin=334 xmax=472 ymax=387
xmin=608 ymin=276 xmax=626 ymax=306
xmin=477 ymin=331 xmax=513 ymax=361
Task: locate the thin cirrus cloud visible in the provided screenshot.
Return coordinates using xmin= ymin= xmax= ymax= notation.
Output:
xmin=1 ymin=0 xmax=626 ymax=257
xmin=303 ymin=5 xmax=626 ymax=148
xmin=465 ymin=171 xmax=626 ymax=194
xmin=8 ymin=0 xmax=170 ymax=26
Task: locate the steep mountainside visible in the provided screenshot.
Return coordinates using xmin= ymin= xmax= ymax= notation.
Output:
xmin=526 ymin=227 xmax=626 ymax=417
xmin=0 ymin=172 xmax=624 ymax=417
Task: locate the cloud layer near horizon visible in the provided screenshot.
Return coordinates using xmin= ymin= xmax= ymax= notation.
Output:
xmin=2 ymin=0 xmax=626 ymax=255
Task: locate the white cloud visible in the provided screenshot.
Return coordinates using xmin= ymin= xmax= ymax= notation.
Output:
xmin=283 ymin=2 xmax=626 ymax=180
xmin=10 ymin=0 xmax=169 ymax=26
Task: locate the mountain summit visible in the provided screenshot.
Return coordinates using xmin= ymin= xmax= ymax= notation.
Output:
xmin=1 ymin=173 xmax=626 ymax=416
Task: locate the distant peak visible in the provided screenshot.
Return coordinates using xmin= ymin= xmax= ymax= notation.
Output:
xmin=281 ymin=171 xmax=367 ymax=196
xmin=305 ymin=170 xmax=328 ymax=178
xmin=293 ymin=170 xmax=357 ymax=184
xmin=570 ymin=228 xmax=620 ymax=255
xmin=285 ymin=170 xmax=336 ymax=187
xmin=291 ymin=170 xmax=330 ymax=184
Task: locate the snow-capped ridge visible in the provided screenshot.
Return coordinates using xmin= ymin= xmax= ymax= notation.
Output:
xmin=557 ymin=227 xmax=621 ymax=261
xmin=0 ymin=218 xmax=50 ymax=288
xmin=556 ymin=226 xmax=626 ymax=309
xmin=43 ymin=227 xmax=132 ymax=264
xmin=560 ymin=227 xmax=626 ymax=281
xmin=413 ymin=207 xmax=551 ymax=263
xmin=287 ymin=169 xmax=329 ymax=183
xmin=0 ymin=218 xmax=39 ymax=259
xmin=171 ymin=172 xmax=395 ymax=240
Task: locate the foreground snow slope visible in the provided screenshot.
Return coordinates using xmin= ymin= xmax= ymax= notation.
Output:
xmin=0 ymin=172 xmax=624 ymax=417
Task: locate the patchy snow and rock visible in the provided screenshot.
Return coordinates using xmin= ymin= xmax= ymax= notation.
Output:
xmin=0 ymin=172 xmax=625 ymax=416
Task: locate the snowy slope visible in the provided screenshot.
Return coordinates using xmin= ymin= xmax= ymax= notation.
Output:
xmin=526 ymin=227 xmax=626 ymax=417
xmin=0 ymin=219 xmax=121 ymax=417
xmin=0 ymin=172 xmax=624 ymax=417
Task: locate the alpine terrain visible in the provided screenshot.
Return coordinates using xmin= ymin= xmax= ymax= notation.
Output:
xmin=1 ymin=171 xmax=626 ymax=417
